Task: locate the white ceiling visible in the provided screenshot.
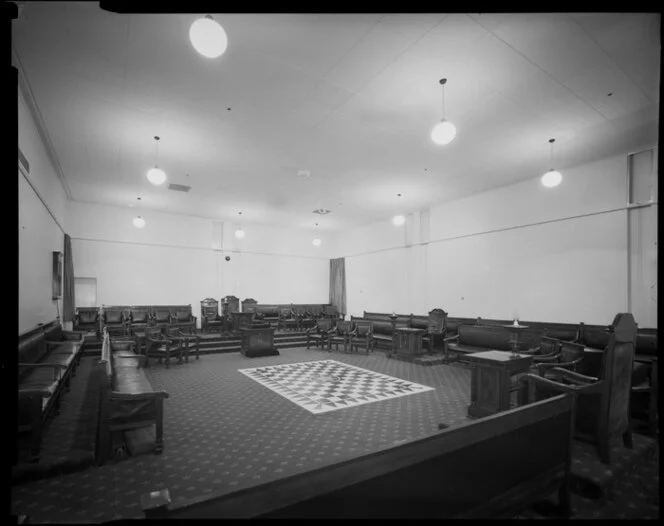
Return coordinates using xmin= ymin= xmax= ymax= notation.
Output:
xmin=13 ymin=5 xmax=660 ymax=232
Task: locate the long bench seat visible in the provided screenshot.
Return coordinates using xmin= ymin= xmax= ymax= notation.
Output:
xmin=96 ymin=330 xmax=169 ymax=464
xmin=17 ymin=320 xmax=85 ymax=463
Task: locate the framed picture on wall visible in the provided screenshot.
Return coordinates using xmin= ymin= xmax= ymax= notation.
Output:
xmin=52 ymin=251 xmax=63 ymax=300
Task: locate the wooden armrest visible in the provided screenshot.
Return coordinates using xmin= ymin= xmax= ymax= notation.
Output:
xmin=549 ymin=367 xmax=598 ymax=384
xmin=109 ymin=390 xmax=170 ymax=400
xmin=443 ymin=335 xmax=459 ymax=343
xmin=632 ymin=384 xmax=652 ymax=393
xmin=19 ymin=362 xmax=67 ymax=369
xmin=519 ymin=373 xmax=579 ymax=394
xmin=532 ymin=352 xmax=562 ymax=363
xmin=518 ymin=347 xmax=540 ymax=355
xmin=537 ymin=359 xmax=583 ymax=376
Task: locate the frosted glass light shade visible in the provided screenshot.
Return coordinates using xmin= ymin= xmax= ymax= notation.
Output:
xmin=312 ymin=237 xmax=322 ymax=247
xmin=234 ymin=228 xmax=245 ymax=239
xmin=431 ymin=119 xmax=457 ymax=145
xmin=133 ymin=216 xmax=146 ymax=228
xmin=190 ymin=16 xmax=228 ymax=58
xmin=541 ymin=169 xmax=562 ymax=188
xmin=392 ymin=215 xmax=406 ymax=226
xmin=146 ymin=167 xmax=166 ymax=185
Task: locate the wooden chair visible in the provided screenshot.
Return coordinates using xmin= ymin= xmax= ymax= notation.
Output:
xmin=222 ymin=296 xmax=240 ymax=317
xmin=349 ymin=320 xmax=375 ymax=354
xmin=533 ymin=340 xmax=585 ymax=379
xmin=128 ymin=308 xmax=152 ymax=336
xmin=294 ymin=306 xmax=316 ymax=330
xmin=519 ymin=312 xmax=637 ymax=465
xmin=328 ymin=320 xmax=353 ymax=353
xmin=306 ymin=318 xmax=335 ymax=349
xmin=74 ymin=307 xmax=100 ymax=335
xmin=145 ymin=330 xmax=181 ymax=368
xmin=278 ymin=307 xmax=299 ymax=332
xmin=103 ymin=307 xmax=128 ymax=336
xmin=422 ymin=308 xmax=447 ymax=354
xmin=200 ymin=298 xmax=223 ymax=333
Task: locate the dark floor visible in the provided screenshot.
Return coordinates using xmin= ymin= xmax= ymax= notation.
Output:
xmin=12 ymin=347 xmax=659 ymax=522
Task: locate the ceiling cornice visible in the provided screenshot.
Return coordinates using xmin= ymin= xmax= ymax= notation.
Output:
xmin=13 ymin=47 xmax=74 ymax=201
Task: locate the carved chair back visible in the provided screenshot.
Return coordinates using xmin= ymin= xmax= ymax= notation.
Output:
xmin=200 ymin=298 xmax=220 ymax=320
xmin=428 ymin=308 xmax=448 ymax=335
xmin=129 ymin=308 xmax=150 ymax=324
xmin=241 ymin=298 xmax=258 ymax=313
xmin=222 ymin=296 xmax=240 ymax=316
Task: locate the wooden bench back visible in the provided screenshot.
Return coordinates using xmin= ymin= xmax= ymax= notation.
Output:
xmin=146 ymin=394 xmax=575 ymax=519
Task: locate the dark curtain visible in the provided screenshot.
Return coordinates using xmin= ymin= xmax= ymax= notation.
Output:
xmin=329 ymin=257 xmax=346 ymax=316
xmin=63 ymin=233 xmax=75 ymax=323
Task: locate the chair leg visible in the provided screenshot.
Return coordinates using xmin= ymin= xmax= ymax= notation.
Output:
xmin=623 ymin=429 xmax=633 ymax=449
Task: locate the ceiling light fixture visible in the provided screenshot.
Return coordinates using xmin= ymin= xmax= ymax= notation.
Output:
xmin=132 ymin=197 xmax=145 ymax=228
xmin=541 ymin=138 xmax=563 ymax=188
xmin=392 ymin=215 xmax=406 ymax=226
xmin=431 ymin=78 xmax=457 ymax=146
xmin=146 ymin=136 xmax=166 ymax=186
xmin=189 ymin=15 xmax=228 ymax=59
xmin=312 ymin=222 xmax=322 ymax=247
xmin=234 ymin=211 xmax=245 ymax=239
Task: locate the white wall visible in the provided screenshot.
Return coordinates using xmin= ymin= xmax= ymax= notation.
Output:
xmin=334 ymin=152 xmax=655 ymax=326
xmin=67 ymin=202 xmax=330 ymax=325
xmin=18 ymin=87 xmax=68 ymax=333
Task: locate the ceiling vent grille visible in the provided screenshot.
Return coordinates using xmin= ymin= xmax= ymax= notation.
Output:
xmin=18 ymin=147 xmax=30 ymax=173
xmin=168 ymin=183 xmax=191 ymax=193
xmin=312 ymin=208 xmax=331 ymax=215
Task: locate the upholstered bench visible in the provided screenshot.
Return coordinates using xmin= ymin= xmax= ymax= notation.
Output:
xmin=97 ymin=331 xmax=169 ymax=464
xmin=18 ymin=321 xmax=82 ymax=463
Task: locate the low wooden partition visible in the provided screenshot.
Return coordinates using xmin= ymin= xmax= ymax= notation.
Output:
xmin=142 ymin=393 xmax=575 ymax=519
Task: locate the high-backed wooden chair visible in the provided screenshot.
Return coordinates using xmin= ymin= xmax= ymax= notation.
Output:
xmin=349 ymin=320 xmax=375 ymax=354
xmin=422 ymin=308 xmax=447 ymax=354
xmin=306 ymin=318 xmax=335 ymax=349
xmin=200 ymin=298 xmax=223 ymax=333
xmin=328 ymin=320 xmax=353 ymax=353
xmin=222 ymin=296 xmax=240 ymax=318
xmin=519 ymin=312 xmax=637 ymax=465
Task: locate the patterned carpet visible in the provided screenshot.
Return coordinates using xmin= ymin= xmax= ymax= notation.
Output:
xmin=11 ymin=347 xmax=659 ymax=521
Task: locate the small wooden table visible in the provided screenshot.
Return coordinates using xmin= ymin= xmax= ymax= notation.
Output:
xmin=168 ymin=333 xmax=201 ymax=363
xmin=465 ymin=350 xmax=533 ymax=418
xmin=240 ymin=327 xmax=280 ymax=358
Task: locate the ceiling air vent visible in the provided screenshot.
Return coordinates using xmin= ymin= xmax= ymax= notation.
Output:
xmin=168 ymin=183 xmax=191 ymax=193
xmin=312 ymin=208 xmax=331 ymax=215
xmin=18 ymin=147 xmax=30 ymax=173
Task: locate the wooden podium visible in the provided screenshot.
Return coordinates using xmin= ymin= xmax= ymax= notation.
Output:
xmin=465 ymin=350 xmax=532 ymax=418
xmin=392 ymin=327 xmax=426 ymax=359
xmin=240 ymin=327 xmax=279 ymax=358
